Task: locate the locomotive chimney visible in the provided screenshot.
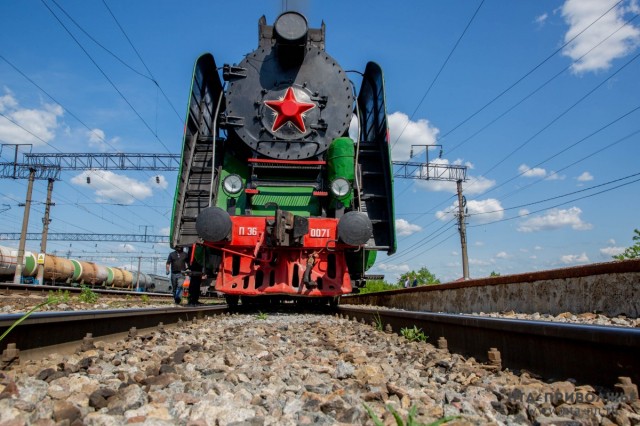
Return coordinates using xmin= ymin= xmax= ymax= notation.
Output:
xmin=274 ymin=11 xmax=308 ymax=67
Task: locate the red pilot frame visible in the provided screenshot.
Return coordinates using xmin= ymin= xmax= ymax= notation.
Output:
xmin=202 ymin=216 xmax=351 ymax=297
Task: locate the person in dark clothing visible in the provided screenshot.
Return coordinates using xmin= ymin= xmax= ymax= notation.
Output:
xmin=166 ymin=246 xmax=189 ymax=304
xmin=187 ymin=246 xmax=222 ymax=306
xmin=412 ymin=278 xmax=418 ymax=287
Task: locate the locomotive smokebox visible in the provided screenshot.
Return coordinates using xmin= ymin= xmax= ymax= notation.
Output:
xmin=274 ymin=11 xmax=308 ymax=66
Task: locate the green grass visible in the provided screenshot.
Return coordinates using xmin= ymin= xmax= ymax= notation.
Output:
xmin=364 ymin=404 xmax=459 ymax=426
xmin=373 ymin=312 xmax=384 ymax=331
xmin=400 ymin=326 xmax=428 ymax=342
xmin=141 ymin=294 xmax=149 ymax=304
xmin=47 ymin=289 xmax=70 ymax=304
xmin=359 ymin=279 xmax=399 ymax=294
xmin=78 ymin=286 xmax=99 ymax=304
xmin=256 ymin=311 xmax=268 ymax=320
xmin=0 ymin=299 xmax=58 ymax=344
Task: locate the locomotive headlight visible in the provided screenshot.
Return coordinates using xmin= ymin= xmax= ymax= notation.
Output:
xmin=330 ymin=178 xmax=351 ymax=198
xmin=223 ymin=174 xmax=243 ymax=195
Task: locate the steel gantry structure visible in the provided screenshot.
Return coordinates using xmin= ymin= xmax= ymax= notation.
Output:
xmin=2 ymin=147 xmax=470 ymax=280
xmin=0 ymin=146 xmax=181 ymax=283
xmin=23 ymin=152 xmax=180 ymax=172
xmin=391 ymin=145 xmax=470 ymax=280
xmin=0 ymin=232 xmax=169 ymax=243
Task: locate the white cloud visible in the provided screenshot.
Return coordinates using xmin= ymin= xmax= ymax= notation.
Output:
xmin=470 ymin=258 xmax=493 ymax=266
xmin=160 ymin=227 xmax=171 ymax=236
xmin=376 ymin=263 xmax=410 ymax=273
xmin=374 ymin=263 xmax=411 ymax=282
xmin=496 ymin=251 xmax=509 ymax=259
xmin=518 ymin=164 xmax=547 ymax=178
xmin=517 ymin=207 xmax=593 ymax=232
xmin=415 ymin=173 xmax=495 ymax=196
xmin=519 ymin=209 xmax=530 ymax=217
xmin=545 ymin=172 xmax=566 ymax=181
xmin=351 ymin=111 xmax=441 ymax=162
xmin=600 ymin=246 xmax=625 ymax=256
xmin=87 ymin=128 xmax=120 ymax=152
xmin=577 ymin=171 xmax=594 ymax=181
xmin=381 ymin=112 xmax=493 ymax=196
xmin=395 ymin=219 xmax=422 ymax=237
xmin=608 ymin=238 xmax=616 ymax=245
xmin=560 ymin=252 xmax=589 ymax=264
xmin=436 ymin=198 xmax=504 ymax=225
xmin=474 ymin=241 xmax=484 ymax=247
xmin=387 ymin=112 xmax=440 ymax=161
xmin=534 ymin=245 xmax=543 ymax=250
xmin=535 ymin=12 xmax=549 ymax=26
xmin=70 ymin=170 xmax=156 ymax=204
xmin=0 ymin=90 xmax=18 ymax=112
xmin=561 ymin=0 xmax=640 ymax=74
xmin=0 ymin=90 xmax=63 ymax=146
xmin=116 ymin=243 xmax=136 ymax=253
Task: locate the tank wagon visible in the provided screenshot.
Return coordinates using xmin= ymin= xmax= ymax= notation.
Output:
xmin=170 ymin=12 xmax=396 ymax=305
xmin=0 ymin=245 xmax=158 ymax=291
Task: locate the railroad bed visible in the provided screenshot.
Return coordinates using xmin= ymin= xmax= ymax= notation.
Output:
xmin=343 ymin=259 xmax=640 ymax=318
xmin=2 ymin=312 xmax=639 ymax=425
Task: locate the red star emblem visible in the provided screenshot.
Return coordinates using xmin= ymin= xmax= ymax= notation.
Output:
xmin=264 ymin=87 xmax=315 ymax=133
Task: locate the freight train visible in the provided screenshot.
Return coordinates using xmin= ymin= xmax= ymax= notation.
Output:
xmin=0 ymin=245 xmax=170 ymax=292
xmin=170 ymin=12 xmax=395 ymax=305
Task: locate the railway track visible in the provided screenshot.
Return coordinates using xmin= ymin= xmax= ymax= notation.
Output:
xmin=0 ymin=282 xmax=173 ymax=298
xmin=0 ymin=305 xmax=228 ymax=364
xmin=337 ymin=305 xmax=640 ymax=390
xmin=1 ymin=299 xmax=638 ymax=394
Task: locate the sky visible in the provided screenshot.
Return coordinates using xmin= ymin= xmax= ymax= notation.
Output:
xmin=0 ymin=0 xmax=639 ymax=281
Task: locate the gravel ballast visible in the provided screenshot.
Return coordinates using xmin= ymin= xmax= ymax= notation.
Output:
xmin=1 ymin=312 xmax=639 ymax=425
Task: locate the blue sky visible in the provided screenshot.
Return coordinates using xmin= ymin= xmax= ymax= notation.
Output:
xmin=1 ymin=1 xmax=639 ymax=281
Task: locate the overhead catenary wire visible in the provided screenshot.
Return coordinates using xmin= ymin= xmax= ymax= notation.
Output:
xmin=380 ymin=172 xmax=640 ymax=271
xmin=468 ymin=98 xmax=640 ymax=200
xmin=412 ymin=52 xmax=640 ymax=231
xmin=394 ymin=5 xmax=639 ymax=222
xmin=376 ymin=217 xmax=458 ymax=265
xmin=0 ymin=110 xmax=170 ymax=219
xmin=0 ymin=54 xmax=174 ymax=200
xmin=470 ymin=171 xmax=640 ymax=218
xmin=500 ymin=128 xmax=640 ymax=201
xmin=99 ymin=0 xmax=184 ymax=125
xmin=391 ymin=0 xmax=486 ymax=149
xmin=467 ymin=173 xmax=640 ymax=228
xmin=40 ymin=0 xmax=174 ymax=155
xmin=471 ymin=50 xmax=640 ymax=187
xmin=445 ymin=11 xmax=640 ymax=156
xmin=436 ymin=0 xmax=626 ymax=147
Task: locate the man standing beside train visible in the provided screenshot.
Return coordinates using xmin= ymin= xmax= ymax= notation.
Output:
xmin=166 ymin=246 xmax=189 ymax=304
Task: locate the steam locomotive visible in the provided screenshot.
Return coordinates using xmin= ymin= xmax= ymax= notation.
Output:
xmin=170 ymin=12 xmax=395 ymax=305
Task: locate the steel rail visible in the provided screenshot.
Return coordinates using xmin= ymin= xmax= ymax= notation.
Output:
xmin=0 ymin=282 xmax=172 ymax=298
xmin=338 ymin=305 xmax=640 ymax=388
xmin=0 ymin=306 xmax=228 ymax=357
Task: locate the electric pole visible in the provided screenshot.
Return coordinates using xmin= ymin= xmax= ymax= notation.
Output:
xmin=135 ymin=256 xmax=142 ymax=291
xmin=14 ymin=168 xmax=35 ymax=284
xmin=456 ymin=179 xmax=469 ymax=280
xmin=36 ymin=178 xmax=55 ymax=284
xmin=393 ymin=145 xmax=469 ymax=279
